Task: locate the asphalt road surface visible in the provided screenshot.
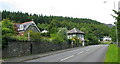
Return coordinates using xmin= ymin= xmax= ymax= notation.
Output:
xmin=26 ymin=44 xmax=108 ymax=62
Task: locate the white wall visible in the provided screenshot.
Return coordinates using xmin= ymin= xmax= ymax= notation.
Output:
xmin=67 ymin=34 xmax=84 ymax=41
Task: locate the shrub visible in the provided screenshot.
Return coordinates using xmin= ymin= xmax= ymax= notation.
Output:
xmin=71 ymin=36 xmax=82 ymax=47
xmin=52 ymin=28 xmax=68 ymax=44
xmin=2 ymin=33 xmax=13 ymax=48
xmin=2 ymin=19 xmax=16 ymax=35
xmin=41 ymin=32 xmax=50 ymax=37
xmin=10 ymin=35 xmax=28 ymax=41
xmin=24 ymin=31 xmax=42 ymax=42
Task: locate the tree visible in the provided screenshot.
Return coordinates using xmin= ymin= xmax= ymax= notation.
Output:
xmin=37 ymin=23 xmax=48 ymax=30
xmin=2 ymin=10 xmax=116 ymax=46
xmin=24 ymin=31 xmax=42 ymax=42
xmin=2 ymin=19 xmax=16 ymax=48
xmin=112 ymin=10 xmax=120 ymax=47
xmin=52 ymin=28 xmax=68 ymax=44
xmin=2 ymin=19 xmax=15 ymax=35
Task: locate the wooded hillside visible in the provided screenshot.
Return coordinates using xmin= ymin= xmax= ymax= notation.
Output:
xmin=1 ymin=10 xmax=116 ymax=46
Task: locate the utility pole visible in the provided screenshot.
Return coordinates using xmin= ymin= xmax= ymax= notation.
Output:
xmin=103 ymin=1 xmax=118 ymax=46
xmin=114 ymin=1 xmax=118 ymax=46
xmin=118 ymin=1 xmax=120 ymax=47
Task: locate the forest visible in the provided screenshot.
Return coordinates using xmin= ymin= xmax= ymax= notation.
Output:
xmin=1 ymin=10 xmax=117 ymax=48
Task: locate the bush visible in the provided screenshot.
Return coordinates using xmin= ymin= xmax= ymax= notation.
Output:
xmin=2 ymin=34 xmax=28 ymax=41
xmin=84 ymin=39 xmax=89 ymax=46
xmin=24 ymin=31 xmax=42 ymax=42
xmin=41 ymin=32 xmax=50 ymax=37
xmin=42 ymin=37 xmax=51 ymax=43
xmin=2 ymin=19 xmax=16 ymax=35
xmin=71 ymin=36 xmax=82 ymax=47
xmin=2 ymin=33 xmax=13 ymax=48
xmin=2 ymin=34 xmax=28 ymax=48
xmin=10 ymin=35 xmax=28 ymax=41
xmin=52 ymin=28 xmax=68 ymax=44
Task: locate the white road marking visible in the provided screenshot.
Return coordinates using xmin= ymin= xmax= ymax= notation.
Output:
xmin=60 ymin=55 xmax=74 ymax=61
xmin=73 ymin=49 xmax=79 ymax=51
xmin=78 ymin=51 xmax=84 ymax=54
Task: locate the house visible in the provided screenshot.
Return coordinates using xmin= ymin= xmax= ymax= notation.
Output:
xmin=103 ymin=36 xmax=112 ymax=41
xmin=14 ymin=21 xmax=40 ymax=35
xmin=41 ymin=30 xmax=49 ymax=33
xmin=67 ymin=28 xmax=85 ymax=46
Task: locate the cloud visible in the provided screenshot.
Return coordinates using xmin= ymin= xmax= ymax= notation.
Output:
xmin=0 ymin=1 xmax=17 ymax=11
xmin=0 ymin=0 xmax=119 ymax=24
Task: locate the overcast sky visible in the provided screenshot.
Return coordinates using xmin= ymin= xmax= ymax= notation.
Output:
xmin=0 ymin=0 xmax=119 ymax=24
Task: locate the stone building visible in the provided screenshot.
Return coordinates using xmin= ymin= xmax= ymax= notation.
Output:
xmin=14 ymin=21 xmax=40 ymax=35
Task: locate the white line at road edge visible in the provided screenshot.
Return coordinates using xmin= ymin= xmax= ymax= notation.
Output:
xmin=78 ymin=51 xmax=84 ymax=54
xmin=60 ymin=55 xmax=74 ymax=61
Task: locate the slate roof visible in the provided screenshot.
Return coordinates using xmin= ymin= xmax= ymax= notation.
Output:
xmin=14 ymin=21 xmax=40 ymax=32
xmin=67 ymin=28 xmax=85 ymax=34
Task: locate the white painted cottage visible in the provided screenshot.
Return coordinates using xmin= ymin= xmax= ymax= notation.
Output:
xmin=41 ymin=30 xmax=49 ymax=33
xmin=67 ymin=28 xmax=85 ymax=46
xmin=103 ymin=36 xmax=112 ymax=41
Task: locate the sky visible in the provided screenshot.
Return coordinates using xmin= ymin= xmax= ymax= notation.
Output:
xmin=0 ymin=0 xmax=119 ymax=24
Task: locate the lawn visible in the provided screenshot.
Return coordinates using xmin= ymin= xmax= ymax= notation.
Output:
xmin=101 ymin=41 xmax=111 ymax=44
xmin=105 ymin=44 xmax=118 ymax=62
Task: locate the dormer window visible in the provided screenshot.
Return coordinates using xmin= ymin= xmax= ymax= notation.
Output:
xmin=19 ymin=25 xmax=24 ymax=30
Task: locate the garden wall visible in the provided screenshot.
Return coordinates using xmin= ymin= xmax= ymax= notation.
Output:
xmin=2 ymin=41 xmax=71 ymax=58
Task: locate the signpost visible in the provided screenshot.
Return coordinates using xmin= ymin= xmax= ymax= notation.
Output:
xmin=28 ymin=32 xmax=30 ymax=41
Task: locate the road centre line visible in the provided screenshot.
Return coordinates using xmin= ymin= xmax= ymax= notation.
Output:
xmin=60 ymin=55 xmax=74 ymax=61
xmin=78 ymin=51 xmax=84 ymax=54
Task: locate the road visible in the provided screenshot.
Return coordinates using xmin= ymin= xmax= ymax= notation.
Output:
xmin=26 ymin=45 xmax=108 ymax=62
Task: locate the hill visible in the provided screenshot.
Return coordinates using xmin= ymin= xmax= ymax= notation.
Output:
xmin=1 ymin=10 xmax=116 ymax=44
xmin=106 ymin=24 xmax=114 ymax=28
xmin=2 ymin=10 xmax=101 ymax=24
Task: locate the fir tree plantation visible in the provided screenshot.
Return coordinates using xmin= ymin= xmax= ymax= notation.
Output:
xmin=1 ymin=10 xmax=117 ymax=47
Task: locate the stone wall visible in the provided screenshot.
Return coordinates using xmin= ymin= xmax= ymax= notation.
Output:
xmin=2 ymin=42 xmax=31 ymax=58
xmin=2 ymin=41 xmax=71 ymax=58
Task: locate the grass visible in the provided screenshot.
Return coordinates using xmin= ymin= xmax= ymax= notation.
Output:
xmin=101 ymin=41 xmax=111 ymax=44
xmin=105 ymin=44 xmax=118 ymax=62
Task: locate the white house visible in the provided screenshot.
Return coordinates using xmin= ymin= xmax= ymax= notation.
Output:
xmin=41 ymin=30 xmax=49 ymax=33
xmin=67 ymin=28 xmax=85 ymax=46
xmin=103 ymin=36 xmax=112 ymax=41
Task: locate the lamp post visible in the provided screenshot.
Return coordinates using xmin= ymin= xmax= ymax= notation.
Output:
xmin=104 ymin=1 xmax=118 ymax=46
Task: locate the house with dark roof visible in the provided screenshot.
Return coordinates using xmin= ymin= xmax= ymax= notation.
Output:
xmin=67 ymin=28 xmax=85 ymax=46
xmin=14 ymin=21 xmax=40 ymax=35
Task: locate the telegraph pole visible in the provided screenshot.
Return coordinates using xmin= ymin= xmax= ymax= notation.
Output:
xmin=103 ymin=1 xmax=119 ymax=46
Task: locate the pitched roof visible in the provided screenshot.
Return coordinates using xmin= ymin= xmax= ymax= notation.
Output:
xmin=14 ymin=21 xmax=40 ymax=32
xmin=67 ymin=28 xmax=85 ymax=34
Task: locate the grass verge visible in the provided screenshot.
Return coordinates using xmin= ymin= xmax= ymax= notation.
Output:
xmin=101 ymin=41 xmax=111 ymax=44
xmin=105 ymin=44 xmax=118 ymax=62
